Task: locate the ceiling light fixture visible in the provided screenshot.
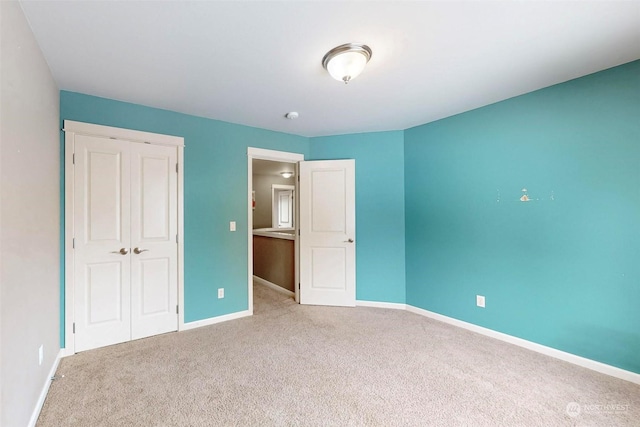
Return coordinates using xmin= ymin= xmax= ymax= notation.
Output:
xmin=281 ymin=172 xmax=293 ymax=179
xmin=322 ymin=43 xmax=372 ymax=84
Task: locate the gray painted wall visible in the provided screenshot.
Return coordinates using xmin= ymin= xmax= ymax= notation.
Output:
xmin=252 ymin=173 xmax=295 ymax=229
xmin=0 ymin=2 xmax=61 ymax=425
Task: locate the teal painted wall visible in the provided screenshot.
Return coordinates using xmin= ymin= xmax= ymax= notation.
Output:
xmin=60 ymin=91 xmax=310 ymax=346
xmin=61 ymin=60 xmax=639 ymax=375
xmin=311 ymin=131 xmax=406 ymax=304
xmin=404 ymin=61 xmax=640 ymax=373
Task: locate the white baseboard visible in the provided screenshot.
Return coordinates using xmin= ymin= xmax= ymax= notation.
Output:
xmin=181 ymin=309 xmax=252 ymax=331
xmin=60 ymin=347 xmax=74 ymax=358
xmin=253 ymin=275 xmax=295 ymax=297
xmin=28 ymin=349 xmax=63 ymax=427
xmin=405 ymin=305 xmax=640 ymax=385
xmin=356 ymin=300 xmax=407 ymax=310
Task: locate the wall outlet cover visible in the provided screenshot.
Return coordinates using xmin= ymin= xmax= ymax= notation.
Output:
xmin=476 ymin=295 xmax=486 ymax=308
xmin=218 ymin=288 xmax=224 ymax=299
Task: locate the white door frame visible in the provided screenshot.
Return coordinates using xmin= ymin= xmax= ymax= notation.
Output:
xmin=247 ymin=148 xmax=304 ymax=311
xmin=63 ymin=120 xmax=185 ymax=356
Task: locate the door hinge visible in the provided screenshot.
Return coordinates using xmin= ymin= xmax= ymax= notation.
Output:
xmin=72 ymin=153 xmax=75 ymax=164
xmin=298 ymin=283 xmax=300 ymax=290
xmin=176 ymin=305 xmax=179 ymax=314
xmin=72 ymin=323 xmax=75 ymax=334
xmin=72 ymin=238 xmax=75 ymax=249
xmin=176 ymin=234 xmax=178 ymax=243
xmin=298 ymin=229 xmax=300 ymax=236
xmin=176 ymin=163 xmax=178 ymax=173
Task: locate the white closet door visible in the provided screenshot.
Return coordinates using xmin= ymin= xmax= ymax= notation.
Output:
xmin=130 ymin=143 xmax=178 ymax=340
xmin=74 ymin=135 xmax=132 ymax=352
xmin=299 ymin=159 xmax=356 ymax=306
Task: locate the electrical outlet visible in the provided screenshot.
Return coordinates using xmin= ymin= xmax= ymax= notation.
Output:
xmin=38 ymin=345 xmax=44 ymax=366
xmin=218 ymin=288 xmax=224 ymax=299
xmin=476 ymin=295 xmax=486 ymax=308
xmin=229 ymin=221 xmax=236 ymax=232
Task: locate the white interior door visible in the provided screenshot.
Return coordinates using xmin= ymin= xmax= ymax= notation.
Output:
xmin=73 ymin=136 xmax=178 ymax=352
xmin=73 ymin=135 xmax=132 ymax=352
xmin=276 ymin=189 xmax=294 ymax=228
xmin=299 ymin=159 xmax=356 ymax=306
xmin=130 ymin=143 xmax=178 ymax=340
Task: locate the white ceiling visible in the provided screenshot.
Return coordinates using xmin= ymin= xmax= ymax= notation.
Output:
xmin=20 ymin=1 xmax=640 ymax=138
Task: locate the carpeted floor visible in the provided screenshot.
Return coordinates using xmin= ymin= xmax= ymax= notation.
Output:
xmin=38 ymin=282 xmax=639 ymax=426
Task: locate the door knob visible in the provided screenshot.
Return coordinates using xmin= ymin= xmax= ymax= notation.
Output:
xmin=133 ymin=247 xmax=149 ymax=254
xmin=344 ymin=238 xmax=354 ymax=243
xmin=111 ymin=248 xmax=129 ymax=255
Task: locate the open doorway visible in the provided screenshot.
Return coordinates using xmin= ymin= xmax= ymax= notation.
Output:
xmin=247 ymin=148 xmax=357 ymax=311
xmin=252 ymin=159 xmax=296 ymax=299
xmin=247 ymin=148 xmax=304 ymax=313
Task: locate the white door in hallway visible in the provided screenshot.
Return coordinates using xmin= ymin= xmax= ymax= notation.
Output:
xmin=299 ymin=159 xmax=356 ymax=306
xmin=73 ymin=135 xmax=178 ymax=352
xmin=276 ymin=189 xmax=294 ymax=228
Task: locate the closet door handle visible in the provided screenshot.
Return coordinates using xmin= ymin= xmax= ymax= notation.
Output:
xmin=111 ymin=248 xmax=129 ymax=255
xmin=344 ymin=238 xmax=354 ymax=243
xmin=133 ymin=247 xmax=149 ymax=254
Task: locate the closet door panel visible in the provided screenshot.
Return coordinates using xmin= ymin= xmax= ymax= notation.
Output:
xmin=130 ymin=143 xmax=178 ymax=340
xmin=73 ymin=135 xmax=132 ymax=352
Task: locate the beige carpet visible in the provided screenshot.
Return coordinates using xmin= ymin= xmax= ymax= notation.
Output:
xmin=38 ymin=283 xmax=639 ymax=426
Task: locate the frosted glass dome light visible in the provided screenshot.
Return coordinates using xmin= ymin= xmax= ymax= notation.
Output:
xmin=322 ymin=44 xmax=372 ymax=84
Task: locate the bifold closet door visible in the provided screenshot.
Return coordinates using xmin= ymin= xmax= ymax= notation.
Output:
xmin=73 ymin=135 xmax=178 ymax=352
